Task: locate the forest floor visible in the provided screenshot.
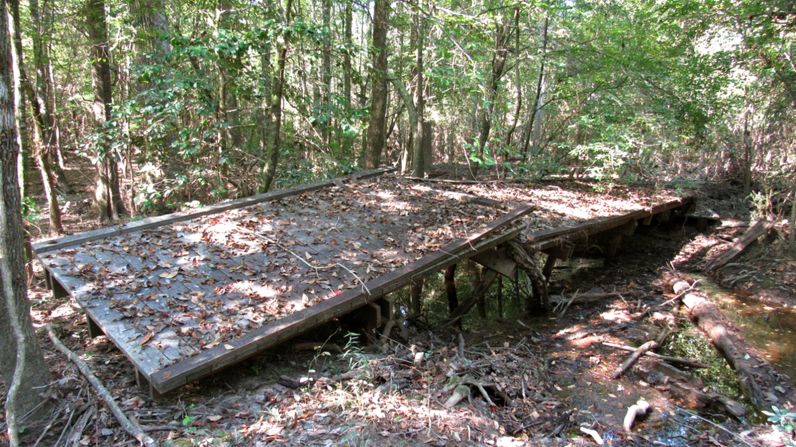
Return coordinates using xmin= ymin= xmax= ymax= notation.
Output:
xmin=5 ymin=176 xmax=796 ymax=446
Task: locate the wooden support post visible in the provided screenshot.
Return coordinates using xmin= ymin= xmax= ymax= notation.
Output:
xmin=445 ymin=264 xmax=458 ymax=315
xmin=49 ymin=272 xmax=68 ymax=299
xmin=603 ymin=234 xmax=623 ymax=258
xmin=86 ymin=314 xmax=104 ymax=338
xmin=343 ymin=302 xmax=384 ymax=336
xmin=410 ymin=278 xmax=424 ymax=317
xmin=496 ymin=276 xmax=503 ymax=319
xmin=376 ymin=298 xmax=391 ymax=322
xmin=542 ymin=255 xmax=557 ymax=281
xmin=135 ymin=371 xmax=164 ymax=401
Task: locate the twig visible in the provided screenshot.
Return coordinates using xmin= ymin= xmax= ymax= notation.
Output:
xmin=601 ymin=342 xmax=706 ymax=369
xmin=678 ymin=408 xmax=755 ymax=447
xmin=612 ymin=340 xmax=658 ymax=379
xmin=31 ymin=405 xmax=62 ymax=447
xmin=335 ymin=262 xmax=370 ymax=295
xmin=656 ymin=280 xmax=699 ymax=309
xmin=475 ymin=383 xmax=496 ymax=407
xmin=46 ymin=325 xmax=158 ymax=447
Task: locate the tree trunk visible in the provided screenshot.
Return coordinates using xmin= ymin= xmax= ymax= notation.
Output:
xmin=9 ymin=0 xmax=62 ymax=234
xmin=218 ymin=0 xmax=243 ymax=155
xmin=521 ymin=16 xmax=549 ymax=159
xmin=475 ymin=14 xmax=511 ymax=173
xmin=260 ymin=0 xmax=292 ymax=192
xmin=504 ymin=7 xmax=522 ymax=149
xmin=411 ymin=4 xmax=425 ymax=178
xmin=30 ymin=0 xmax=69 ymax=193
xmin=321 ymin=0 xmax=332 ymax=145
xmin=364 ymin=0 xmax=388 ymax=169
xmin=1 ymin=6 xmax=52 ymax=441
xmin=83 ymin=0 xmax=124 ymax=222
xmin=341 ymin=0 xmax=353 ymax=154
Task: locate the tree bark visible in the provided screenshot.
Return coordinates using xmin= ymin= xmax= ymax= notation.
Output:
xmin=364 ymin=0 xmax=388 ymax=169
xmin=1 ymin=5 xmax=52 ymax=441
xmin=260 ymin=0 xmax=292 ymax=191
xmin=83 ymin=0 xmax=124 ymax=222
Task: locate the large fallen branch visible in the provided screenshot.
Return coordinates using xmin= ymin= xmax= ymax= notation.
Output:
xmin=602 ymin=342 xmax=707 ymax=369
xmin=46 ymin=325 xmax=158 ymax=447
xmin=638 ymin=359 xmax=746 ymax=419
xmin=665 ymin=276 xmax=796 ymax=410
xmin=707 ymin=220 xmax=771 ymax=271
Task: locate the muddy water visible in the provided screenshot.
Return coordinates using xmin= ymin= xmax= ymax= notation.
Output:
xmin=692 ymin=274 xmax=796 ymax=382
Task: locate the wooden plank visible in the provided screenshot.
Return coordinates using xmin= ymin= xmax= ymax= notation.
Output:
xmin=33 ymin=167 xmax=394 ymax=254
xmin=43 ymin=265 xmax=171 ymax=378
xmin=527 ymin=196 xmax=695 ymax=252
xmin=149 ymin=203 xmax=535 ymax=393
xmin=471 ymin=246 xmax=517 ymax=279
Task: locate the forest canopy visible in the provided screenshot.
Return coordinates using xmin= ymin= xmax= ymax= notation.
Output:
xmin=6 ymin=0 xmax=795 ymax=229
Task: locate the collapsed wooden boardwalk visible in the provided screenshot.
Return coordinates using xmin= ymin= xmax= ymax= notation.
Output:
xmin=34 ymin=169 xmax=694 ymax=395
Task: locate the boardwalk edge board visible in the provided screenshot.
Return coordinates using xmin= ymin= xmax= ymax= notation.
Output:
xmin=32 ymin=167 xmax=395 ymax=254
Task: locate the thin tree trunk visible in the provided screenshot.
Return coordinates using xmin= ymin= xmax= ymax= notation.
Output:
xmin=1 ymin=6 xmax=52 ymax=441
xmin=342 ymin=0 xmax=352 ymax=154
xmin=521 ymin=16 xmax=549 ymax=159
xmin=504 ymin=7 xmax=522 ymax=149
xmin=321 ymin=0 xmax=332 ymax=145
xmin=475 ymin=14 xmax=511 ymax=175
xmin=83 ymin=0 xmax=124 ymax=222
xmin=412 ymin=3 xmax=425 ymax=178
xmin=365 ymin=0 xmax=389 ymax=169
xmin=260 ymin=0 xmax=293 ymax=191
xmin=9 ymin=0 xmax=62 ymax=234
xmin=30 ymin=0 xmax=69 ymax=193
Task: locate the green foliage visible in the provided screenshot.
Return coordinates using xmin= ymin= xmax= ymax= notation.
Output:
xmin=763 ymin=406 xmax=796 ymax=446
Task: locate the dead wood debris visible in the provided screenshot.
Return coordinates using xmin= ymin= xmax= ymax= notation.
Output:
xmin=46 ymin=325 xmax=158 ymax=447
xmin=664 ymin=274 xmax=796 ymax=410
xmin=622 ymin=399 xmax=650 ymax=432
xmin=706 ymin=220 xmax=772 ymax=271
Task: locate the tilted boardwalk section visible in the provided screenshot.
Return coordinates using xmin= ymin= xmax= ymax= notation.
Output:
xmin=35 ymin=170 xmax=534 ymax=394
xmin=35 ymin=170 xmax=694 ymax=395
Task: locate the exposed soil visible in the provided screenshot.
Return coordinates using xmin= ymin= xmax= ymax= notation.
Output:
xmin=3 ymin=177 xmax=795 ymax=447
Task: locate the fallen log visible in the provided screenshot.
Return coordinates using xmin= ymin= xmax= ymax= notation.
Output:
xmin=665 ymin=275 xmax=796 ymax=410
xmin=707 ymin=220 xmax=771 ymax=271
xmin=46 ymin=325 xmax=158 ymax=447
xmin=638 ymin=359 xmax=746 ymax=418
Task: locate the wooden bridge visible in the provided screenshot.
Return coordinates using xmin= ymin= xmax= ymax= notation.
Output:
xmin=34 ymin=169 xmax=694 ymax=396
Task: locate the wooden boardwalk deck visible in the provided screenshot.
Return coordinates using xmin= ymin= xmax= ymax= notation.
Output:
xmin=34 ymin=170 xmax=694 ymax=395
